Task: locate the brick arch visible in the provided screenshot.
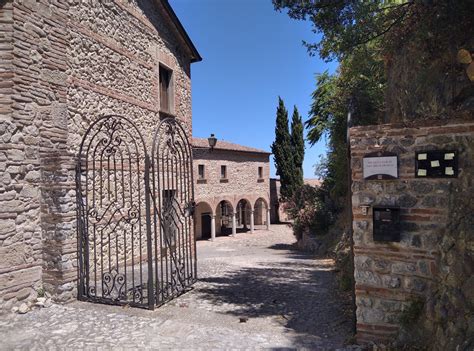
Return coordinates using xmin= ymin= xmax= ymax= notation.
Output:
xmin=215 ymin=196 xmax=236 ymax=214
xmin=234 ymin=197 xmax=252 ymax=210
xmin=215 ymin=199 xmax=234 ymax=215
xmin=195 ymin=201 xmax=213 ymax=216
xmin=254 ymin=197 xmax=269 ymax=211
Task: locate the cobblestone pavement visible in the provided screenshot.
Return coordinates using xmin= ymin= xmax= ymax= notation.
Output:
xmin=1 ymin=224 xmax=354 ymax=350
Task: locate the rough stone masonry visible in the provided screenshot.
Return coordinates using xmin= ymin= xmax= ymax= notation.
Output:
xmin=0 ymin=0 xmax=200 ymax=314
xmin=350 ymin=120 xmax=474 ymax=349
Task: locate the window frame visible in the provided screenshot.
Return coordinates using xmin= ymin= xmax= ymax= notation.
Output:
xmin=220 ymin=165 xmax=227 ymax=179
xmin=198 ymin=164 xmax=205 ymax=179
xmin=159 ymin=64 xmax=174 ymax=115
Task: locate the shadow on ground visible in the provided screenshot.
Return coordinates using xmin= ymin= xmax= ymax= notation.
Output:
xmin=197 ymin=248 xmax=353 ymax=348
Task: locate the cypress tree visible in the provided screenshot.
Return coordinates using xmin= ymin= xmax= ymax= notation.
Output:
xmin=271 ymin=97 xmax=293 ymax=200
xmin=290 ymin=106 xmax=305 ymax=190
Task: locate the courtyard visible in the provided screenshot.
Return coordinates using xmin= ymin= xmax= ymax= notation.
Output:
xmin=1 ymin=225 xmax=353 ymax=350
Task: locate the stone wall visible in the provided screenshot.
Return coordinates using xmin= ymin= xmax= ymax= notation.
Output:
xmin=0 ymin=0 xmax=196 ymax=313
xmin=350 ymin=120 xmax=474 ymax=349
xmin=193 ymin=148 xmax=270 ymax=210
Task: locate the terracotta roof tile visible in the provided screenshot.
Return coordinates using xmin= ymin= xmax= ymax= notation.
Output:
xmin=192 ymin=137 xmax=271 ymax=154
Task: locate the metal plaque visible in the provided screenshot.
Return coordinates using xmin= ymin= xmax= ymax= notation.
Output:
xmin=363 ymin=152 xmax=398 ymax=180
xmin=373 ymin=207 xmax=400 ymax=242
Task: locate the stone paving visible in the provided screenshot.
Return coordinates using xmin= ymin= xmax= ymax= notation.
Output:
xmin=1 ymin=224 xmax=354 ymax=350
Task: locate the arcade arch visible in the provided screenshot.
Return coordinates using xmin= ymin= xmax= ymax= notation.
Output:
xmin=194 ymin=201 xmax=213 ymax=240
xmin=193 ymin=196 xmax=271 ymax=241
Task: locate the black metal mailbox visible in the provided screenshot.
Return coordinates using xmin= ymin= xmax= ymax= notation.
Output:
xmin=373 ymin=207 xmax=400 ymax=242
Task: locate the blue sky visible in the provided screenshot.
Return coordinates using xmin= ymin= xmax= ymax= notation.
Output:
xmin=170 ymin=0 xmax=338 ymax=178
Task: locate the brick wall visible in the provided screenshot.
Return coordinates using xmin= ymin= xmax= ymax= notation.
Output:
xmin=0 ymin=0 xmax=196 ymax=313
xmin=350 ymin=120 xmax=474 ymax=347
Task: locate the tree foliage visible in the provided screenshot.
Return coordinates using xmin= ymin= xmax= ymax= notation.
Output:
xmin=290 ymin=106 xmax=305 ymax=190
xmin=271 ymin=97 xmax=293 ymax=200
xmin=285 ymin=184 xmax=337 ymax=239
xmin=272 ymin=0 xmax=413 ymax=61
xmin=272 ymin=99 xmax=306 ymax=200
xmin=273 ymin=0 xmax=474 ymax=235
xmin=273 ymin=0 xmax=474 ymax=120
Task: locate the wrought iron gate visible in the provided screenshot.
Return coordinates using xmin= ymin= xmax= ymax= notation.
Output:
xmin=76 ymin=115 xmax=196 ymax=309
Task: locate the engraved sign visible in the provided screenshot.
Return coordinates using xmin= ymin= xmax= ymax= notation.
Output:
xmin=363 ymin=152 xmax=398 ymax=180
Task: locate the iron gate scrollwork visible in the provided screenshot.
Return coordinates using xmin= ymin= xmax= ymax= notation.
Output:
xmin=76 ymin=115 xmax=196 ymax=309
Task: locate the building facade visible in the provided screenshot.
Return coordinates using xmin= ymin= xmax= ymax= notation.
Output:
xmin=192 ymin=138 xmax=271 ymax=240
xmin=0 ymin=0 xmax=200 ymax=313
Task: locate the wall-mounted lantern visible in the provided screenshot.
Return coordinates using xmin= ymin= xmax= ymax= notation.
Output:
xmin=208 ymin=133 xmax=217 ymax=151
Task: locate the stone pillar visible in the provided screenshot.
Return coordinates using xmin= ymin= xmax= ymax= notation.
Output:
xmin=211 ymin=215 xmax=216 ymax=241
xmin=250 ymin=210 xmax=255 ymax=233
xmin=231 ymin=213 xmax=237 ymax=236
xmin=266 ymin=209 xmax=271 ymax=230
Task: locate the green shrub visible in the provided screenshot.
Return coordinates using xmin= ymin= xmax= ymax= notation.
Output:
xmin=37 ymin=287 xmax=45 ymax=298
xmin=339 ymin=273 xmax=353 ymax=292
xmin=285 ymin=184 xmax=339 ymax=239
xmin=399 ymin=297 xmax=424 ymax=327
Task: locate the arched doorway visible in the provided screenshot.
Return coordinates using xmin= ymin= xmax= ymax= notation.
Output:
xmin=254 ymin=197 xmax=270 ymax=230
xmin=216 ymin=200 xmax=233 ymax=236
xmin=194 ymin=202 xmax=213 ymax=240
xmin=236 ymin=199 xmax=252 ymax=233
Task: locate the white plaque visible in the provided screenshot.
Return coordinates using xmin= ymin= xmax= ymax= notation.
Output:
xmin=363 ymin=156 xmax=398 ymax=179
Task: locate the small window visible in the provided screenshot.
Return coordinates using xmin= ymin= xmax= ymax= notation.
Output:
xmin=159 ymin=65 xmax=172 ymax=113
xmin=198 ymin=164 xmax=205 ymax=179
xmin=258 ymin=167 xmax=263 ymax=179
xmin=221 ymin=165 xmax=227 ymax=179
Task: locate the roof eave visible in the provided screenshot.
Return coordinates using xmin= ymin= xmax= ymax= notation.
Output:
xmin=192 ymin=146 xmax=271 ymax=156
xmin=161 ymin=0 xmax=202 ymax=63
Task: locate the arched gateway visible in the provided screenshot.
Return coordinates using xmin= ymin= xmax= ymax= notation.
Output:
xmin=76 ymin=116 xmax=196 ymax=310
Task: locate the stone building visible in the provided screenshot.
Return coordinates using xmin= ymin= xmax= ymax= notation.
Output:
xmin=0 ymin=0 xmax=201 ymax=313
xmin=192 ymin=138 xmax=271 ymax=240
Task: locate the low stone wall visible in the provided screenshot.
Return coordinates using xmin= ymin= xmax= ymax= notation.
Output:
xmin=294 ymin=230 xmax=320 ymax=252
xmin=350 ymin=120 xmax=474 ymax=348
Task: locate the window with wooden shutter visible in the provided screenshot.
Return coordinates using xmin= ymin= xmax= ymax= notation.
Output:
xmin=159 ymin=65 xmax=172 ymax=113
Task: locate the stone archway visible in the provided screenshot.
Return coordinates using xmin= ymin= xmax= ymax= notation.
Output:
xmin=216 ymin=200 xmax=234 ymax=237
xmin=194 ymin=202 xmax=213 ymax=240
xmin=254 ymin=197 xmax=270 ymax=230
xmin=236 ymin=199 xmax=252 ymax=233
